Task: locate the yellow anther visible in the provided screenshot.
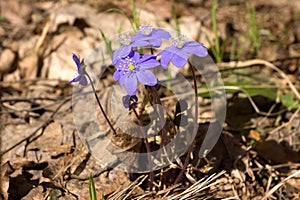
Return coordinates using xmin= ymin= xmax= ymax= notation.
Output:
xmin=177 ymin=40 xmax=185 ymax=48
xmin=128 ymin=64 xmax=135 ymax=70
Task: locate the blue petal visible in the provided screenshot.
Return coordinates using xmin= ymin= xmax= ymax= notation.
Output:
xmin=138 ymin=59 xmax=160 ymax=69
xmin=79 ymin=76 xmax=88 ymax=86
xmin=72 ymin=53 xmax=82 ymax=72
xmin=113 ymin=70 xmax=122 ymax=81
xmin=119 ymin=74 xmax=126 ymax=87
xmin=131 ymin=51 xmax=140 ymax=60
xmin=123 ymin=74 xmax=138 ymax=95
xmin=169 ymin=46 xmax=189 ymax=58
xmin=131 ymin=32 xmax=146 ymax=41
xmin=153 ymin=29 xmax=171 ymax=39
xmin=131 ymin=40 xmax=149 ymax=48
xmin=147 ymin=39 xmax=161 ymax=47
xmin=137 ymin=55 xmax=160 ymax=69
xmin=139 ymin=54 xmax=155 ymax=61
xmin=171 ymin=54 xmax=187 ymax=68
xmin=136 ymin=70 xmax=157 ymax=86
xmin=67 ymin=74 xmax=81 ymax=84
xmin=158 ymin=50 xmax=172 ymax=69
xmin=112 ymin=45 xmax=132 ymax=64
xmin=183 ymin=41 xmax=208 ymax=57
xmin=131 ymin=28 xmax=171 ymax=48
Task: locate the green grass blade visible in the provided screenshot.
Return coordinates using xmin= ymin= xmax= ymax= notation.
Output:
xmin=99 ymin=29 xmax=113 ymax=57
xmin=172 ymin=4 xmax=181 ymax=35
xmin=131 ymin=0 xmax=140 ymax=30
xmin=89 ymin=174 xmax=97 ymax=200
xmin=106 ymin=8 xmax=135 ymax=30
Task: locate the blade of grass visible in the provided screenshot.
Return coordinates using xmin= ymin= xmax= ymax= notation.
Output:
xmin=99 ymin=29 xmax=113 ymax=57
xmin=106 ymin=8 xmax=135 ymax=30
xmin=211 ymin=0 xmax=221 ymax=62
xmin=172 ymin=4 xmax=181 ymax=35
xmin=89 ymin=174 xmax=97 ymax=200
xmin=246 ymin=2 xmax=261 ymax=55
xmin=131 ymin=0 xmax=139 ymax=30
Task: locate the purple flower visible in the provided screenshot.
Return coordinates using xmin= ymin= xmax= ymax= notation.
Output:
xmin=113 ymin=51 xmax=159 ymax=95
xmin=112 ymin=32 xmax=139 ymax=64
xmin=112 ymin=26 xmax=171 ymax=64
xmin=67 ymin=53 xmax=88 ymax=86
xmin=157 ymin=35 xmax=208 ymax=69
xmin=131 ymin=25 xmax=171 ymax=48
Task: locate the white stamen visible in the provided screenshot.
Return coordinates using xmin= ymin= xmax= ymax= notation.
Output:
xmin=119 ymin=33 xmax=132 ymax=45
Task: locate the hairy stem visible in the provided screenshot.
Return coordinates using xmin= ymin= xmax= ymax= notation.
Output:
xmin=132 ymin=109 xmax=154 ymax=190
xmin=174 ymin=62 xmax=199 ymax=184
xmin=86 ymin=73 xmax=117 ymax=135
xmin=147 ymin=86 xmax=168 ymax=147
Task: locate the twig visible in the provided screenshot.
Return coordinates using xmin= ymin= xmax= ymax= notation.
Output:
xmin=0 ymin=97 xmax=59 ymax=103
xmin=0 ymin=98 xmax=70 ymax=157
xmin=108 ymin=175 xmax=148 ymax=200
xmin=217 ymin=59 xmax=300 ymax=101
xmin=67 ymin=165 xmax=111 ymax=181
xmin=170 ymin=171 xmax=226 ymax=200
xmin=35 ymin=21 xmax=50 ymax=53
xmin=262 ymin=169 xmax=300 ymax=200
xmin=269 ymin=107 xmax=300 ymax=134
xmin=252 ymin=163 xmax=300 ymax=171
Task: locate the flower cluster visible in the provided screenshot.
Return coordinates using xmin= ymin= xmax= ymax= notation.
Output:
xmin=112 ymin=26 xmax=208 ymax=99
xmin=68 ymin=25 xmax=208 ymax=108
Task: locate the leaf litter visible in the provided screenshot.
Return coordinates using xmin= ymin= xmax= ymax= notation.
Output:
xmin=1 ymin=0 xmax=300 ymax=199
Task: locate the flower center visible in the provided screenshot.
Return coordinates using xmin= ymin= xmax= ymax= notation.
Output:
xmin=141 ymin=25 xmax=153 ymax=35
xmin=128 ymin=63 xmax=135 ymax=70
xmin=177 ymin=40 xmax=185 ymax=48
xmin=119 ymin=33 xmax=131 ymax=45
xmin=171 ymin=34 xmax=187 ymax=48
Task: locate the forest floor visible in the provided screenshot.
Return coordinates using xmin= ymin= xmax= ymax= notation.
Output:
xmin=1 ymin=0 xmax=300 ymax=199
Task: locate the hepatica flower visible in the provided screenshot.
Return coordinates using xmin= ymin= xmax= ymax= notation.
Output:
xmin=158 ymin=35 xmax=208 ymax=69
xmin=113 ymin=51 xmax=159 ymax=95
xmin=131 ymin=25 xmax=171 ymax=48
xmin=112 ymin=32 xmax=136 ymax=64
xmin=112 ymin=26 xmax=171 ymax=64
xmin=67 ymin=53 xmax=88 ymax=86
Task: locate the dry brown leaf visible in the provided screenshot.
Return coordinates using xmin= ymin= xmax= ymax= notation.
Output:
xmin=19 ymin=53 xmax=39 ymax=79
xmin=41 ymin=29 xmax=94 ymax=81
xmin=21 ymin=186 xmax=45 ymax=200
xmin=0 ymin=162 xmax=14 ymax=200
xmin=0 ymin=48 xmax=16 ymax=77
xmin=0 ymin=0 xmax=32 ymax=26
xmin=255 ymin=140 xmax=300 ymax=164
xmin=49 ymin=3 xmax=97 ymax=33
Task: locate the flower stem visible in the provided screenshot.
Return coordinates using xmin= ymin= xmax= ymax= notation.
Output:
xmin=132 ymin=109 xmax=154 ymax=190
xmin=85 ymin=72 xmax=117 ymax=135
xmin=146 ymin=86 xmax=168 ymax=147
xmin=174 ymin=61 xmax=199 ymax=184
